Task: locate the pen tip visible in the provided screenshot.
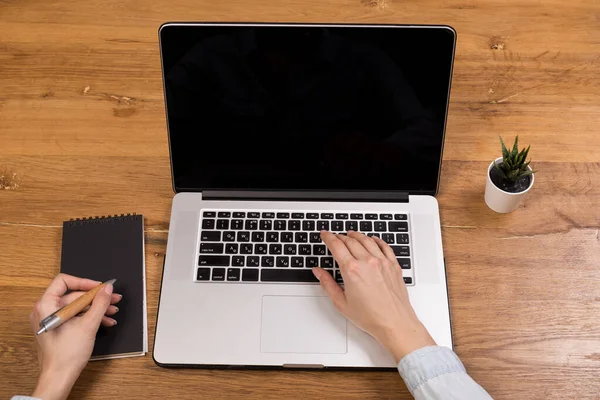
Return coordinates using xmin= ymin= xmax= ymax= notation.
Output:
xmin=105 ymin=278 xmax=117 ymax=285
xmin=36 ymin=327 xmax=45 ymax=335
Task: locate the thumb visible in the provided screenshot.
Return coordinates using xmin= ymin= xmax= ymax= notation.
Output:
xmin=81 ymin=284 xmax=113 ymax=332
xmin=312 ymin=268 xmax=347 ymax=313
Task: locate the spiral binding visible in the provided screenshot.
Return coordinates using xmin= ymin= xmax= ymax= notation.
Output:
xmin=68 ymin=213 xmax=140 ymax=226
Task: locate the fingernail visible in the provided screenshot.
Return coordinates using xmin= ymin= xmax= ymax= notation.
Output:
xmin=312 ymin=267 xmax=322 ymax=280
xmin=113 ymin=306 xmax=119 ymax=313
xmin=111 ymin=318 xmax=117 ymax=326
xmin=104 ymin=284 xmax=113 ymax=295
xmin=117 ymin=294 xmax=123 ymax=300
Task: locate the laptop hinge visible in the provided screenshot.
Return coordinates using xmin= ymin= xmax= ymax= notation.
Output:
xmin=202 ymin=190 xmax=409 ymax=203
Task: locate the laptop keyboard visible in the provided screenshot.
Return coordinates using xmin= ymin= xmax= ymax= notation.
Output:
xmin=196 ymin=210 xmax=414 ymax=285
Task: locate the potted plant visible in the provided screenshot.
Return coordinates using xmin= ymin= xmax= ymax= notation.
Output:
xmin=484 ymin=136 xmax=536 ymax=213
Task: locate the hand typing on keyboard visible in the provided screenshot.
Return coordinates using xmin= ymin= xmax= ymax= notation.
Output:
xmin=313 ymin=231 xmax=435 ymax=362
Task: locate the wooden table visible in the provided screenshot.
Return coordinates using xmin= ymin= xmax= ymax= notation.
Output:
xmin=1 ymin=0 xmax=599 ymax=398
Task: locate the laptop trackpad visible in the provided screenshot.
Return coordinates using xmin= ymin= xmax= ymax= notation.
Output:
xmin=260 ymin=296 xmax=347 ymax=354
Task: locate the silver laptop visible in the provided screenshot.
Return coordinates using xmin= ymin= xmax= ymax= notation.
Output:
xmin=154 ymin=23 xmax=456 ymax=368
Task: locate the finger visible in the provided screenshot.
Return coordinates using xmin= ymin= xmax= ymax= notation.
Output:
xmin=105 ymin=305 xmax=119 ymax=316
xmin=336 ymin=233 xmax=371 ymax=260
xmin=80 ymin=283 xmax=113 ymax=333
xmin=373 ymin=236 xmax=398 ymax=265
xmin=347 ymin=231 xmax=386 ymax=258
xmin=42 ymin=273 xmax=101 ymax=299
xmin=101 ymin=316 xmax=117 ymax=327
xmin=321 ymin=231 xmax=354 ymax=265
xmin=59 ymin=291 xmax=122 ymax=307
xmin=312 ymin=268 xmax=346 ymax=313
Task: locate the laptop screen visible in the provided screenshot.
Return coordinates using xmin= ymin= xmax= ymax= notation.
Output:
xmin=160 ymin=24 xmax=455 ymax=195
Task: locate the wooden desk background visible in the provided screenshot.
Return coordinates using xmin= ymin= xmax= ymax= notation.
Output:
xmin=1 ymin=0 xmax=599 ymax=398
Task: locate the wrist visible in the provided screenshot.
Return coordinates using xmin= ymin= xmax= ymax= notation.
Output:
xmin=32 ymin=368 xmax=79 ymax=400
xmin=379 ymin=322 xmax=436 ymax=363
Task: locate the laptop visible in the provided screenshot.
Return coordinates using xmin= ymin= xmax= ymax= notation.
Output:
xmin=154 ymin=23 xmax=456 ymax=369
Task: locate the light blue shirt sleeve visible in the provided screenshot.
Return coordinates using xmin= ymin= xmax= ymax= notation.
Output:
xmin=398 ymin=346 xmax=493 ymax=400
xmin=11 ymin=397 xmax=39 ymax=400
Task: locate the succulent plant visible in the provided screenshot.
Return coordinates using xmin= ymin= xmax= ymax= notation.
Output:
xmin=494 ymin=136 xmax=536 ymax=182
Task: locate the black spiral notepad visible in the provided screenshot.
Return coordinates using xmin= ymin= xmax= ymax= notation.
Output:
xmin=60 ymin=214 xmax=148 ymax=360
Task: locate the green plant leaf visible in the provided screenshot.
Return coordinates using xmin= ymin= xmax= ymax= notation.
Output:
xmin=493 ymin=162 xmax=508 ymax=180
xmin=511 ymin=136 xmax=519 ymax=159
xmin=499 ymin=135 xmax=509 ymax=160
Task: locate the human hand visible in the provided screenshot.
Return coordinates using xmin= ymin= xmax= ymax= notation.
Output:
xmin=313 ymin=231 xmax=435 ymax=362
xmin=29 ymin=274 xmax=122 ymax=400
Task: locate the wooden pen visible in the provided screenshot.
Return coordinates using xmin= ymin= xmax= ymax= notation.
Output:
xmin=36 ymin=278 xmax=116 ymax=335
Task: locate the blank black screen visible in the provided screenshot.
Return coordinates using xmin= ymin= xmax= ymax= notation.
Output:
xmin=160 ymin=24 xmax=455 ymax=194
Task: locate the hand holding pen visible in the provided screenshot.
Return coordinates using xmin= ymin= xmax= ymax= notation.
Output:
xmin=29 ymin=274 xmax=122 ymax=400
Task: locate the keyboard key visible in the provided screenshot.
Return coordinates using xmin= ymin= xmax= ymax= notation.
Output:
xmin=382 ymin=233 xmax=395 ymax=244
xmin=242 ymin=269 xmax=259 ymax=281
xmin=350 ymin=213 xmax=363 ymax=220
xmin=276 ymin=256 xmax=290 ymax=267
xmin=397 ymin=258 xmax=411 ymax=269
xmin=394 ymin=214 xmax=408 ymax=220
xmin=389 ymin=222 xmax=408 ymax=232
xmin=218 ymin=212 xmax=231 ymax=218
xmin=359 ymin=221 xmax=373 ymax=231
xmin=281 ymin=232 xmax=293 ymax=242
xmin=277 ymin=212 xmax=290 ymax=219
xmin=201 ymin=231 xmax=220 ymax=241
xmin=292 ymin=213 xmax=304 ymax=219
xmin=310 ymin=232 xmax=322 ymax=243
xmin=284 ymin=244 xmax=297 ymax=255
xmin=321 ymin=257 xmax=334 ymax=268
xmin=216 ymin=219 xmax=229 ymax=230
xmin=306 ymin=257 xmax=319 ymax=267
xmin=202 ymin=219 xmax=215 ymax=229
xmin=231 ymin=219 xmax=244 ymax=230
xmin=200 ymin=243 xmax=224 ymax=254
xmin=332 ymin=221 xmax=344 ymax=231
xmin=203 ymin=211 xmax=216 ymax=218
xmin=245 ymin=220 xmax=258 ymax=230
xmin=313 ymin=245 xmax=326 ymax=256
xmin=261 ymin=269 xmax=318 ymax=282
xmin=261 ymin=256 xmax=275 ymax=267
xmin=391 ymin=246 xmax=410 ymax=256
xmin=291 ymin=257 xmax=304 ymax=268
xmin=260 ymin=220 xmax=272 ymax=230
xmin=223 ymin=231 xmax=236 ymax=242
xmin=365 ymin=213 xmax=378 ymax=220
xmin=196 ymin=268 xmax=210 ymax=281
xmin=225 ymin=244 xmax=239 ymax=254
xmin=302 ymin=220 xmax=315 ymax=231
xmin=320 ymin=213 xmax=333 ymax=219
xmin=266 ymin=232 xmax=279 ymax=242
xmin=252 ymin=232 xmax=265 ymax=242
xmin=274 ymin=220 xmax=286 ymax=230
xmin=212 ymin=268 xmax=225 ymax=281
xmin=335 ymin=271 xmax=344 ymax=283
xmin=233 ymin=212 xmax=245 ymax=218
xmin=295 ymin=232 xmax=308 ymax=243
xmin=262 ymin=212 xmax=275 ymax=218
xmin=199 ymin=255 xmax=229 ymax=266
xmin=255 ymin=243 xmax=268 ymax=255
xmin=269 ymin=244 xmax=282 ymax=255
xmin=374 ymin=222 xmax=386 ymax=232
xmin=299 ymin=244 xmax=312 ymax=255
xmin=380 ymin=214 xmax=392 ymax=220
xmin=237 ymin=231 xmax=250 ymax=242
xmin=367 ymin=232 xmax=380 ymax=238
xmin=289 ymin=220 xmax=301 ymax=231
xmin=247 ymin=256 xmax=260 ymax=267
xmin=227 ymin=268 xmax=240 ymax=281
xmin=335 ymin=213 xmax=348 ymax=220
xmin=396 ymin=234 xmax=409 ymax=244
xmin=317 ymin=221 xmax=329 ymax=230
xmin=307 ymin=213 xmax=319 ymax=219
xmin=404 ymin=277 xmax=413 ymax=284
xmin=232 ymin=256 xmax=245 ymax=266
xmin=240 ymin=244 xmax=253 ymax=254
xmin=346 ymin=221 xmax=358 ymax=231
xmin=248 ymin=212 xmax=260 ymax=218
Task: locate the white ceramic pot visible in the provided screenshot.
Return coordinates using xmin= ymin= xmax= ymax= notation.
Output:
xmin=484 ymin=157 xmax=535 ymax=213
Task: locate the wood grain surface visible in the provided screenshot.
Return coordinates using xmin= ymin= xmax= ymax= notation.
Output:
xmin=1 ymin=0 xmax=599 ymax=399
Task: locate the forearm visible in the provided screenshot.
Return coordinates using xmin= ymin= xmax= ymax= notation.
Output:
xmin=398 ymin=346 xmax=493 ymax=400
